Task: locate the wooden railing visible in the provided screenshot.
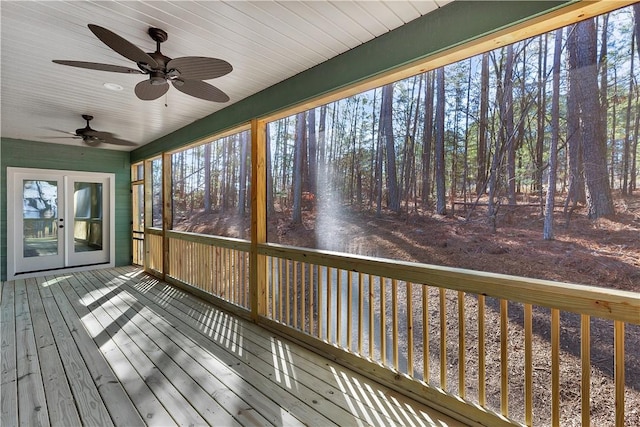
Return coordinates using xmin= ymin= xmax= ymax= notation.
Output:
xmin=145 ymin=228 xmax=163 ymax=274
xmin=258 ymin=243 xmax=640 ymax=427
xmin=143 ymin=229 xmax=639 ymax=426
xmin=166 ymin=230 xmax=251 ymax=310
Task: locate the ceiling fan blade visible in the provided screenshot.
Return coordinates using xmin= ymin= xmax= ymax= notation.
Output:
xmin=83 ymin=130 xmax=114 ymax=139
xmin=88 ymin=24 xmax=158 ymax=68
xmin=135 ymin=80 xmax=169 ymax=101
xmin=166 ymin=57 xmax=232 ymax=80
xmin=41 ymin=136 xmax=81 ymax=139
xmin=43 ymin=127 xmax=78 ymax=136
xmin=52 ymin=60 xmax=142 ymax=74
xmin=172 ymin=79 xmax=230 ymax=102
xmin=102 ymin=137 xmax=137 ymax=147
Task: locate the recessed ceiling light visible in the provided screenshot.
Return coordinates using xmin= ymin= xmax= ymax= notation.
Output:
xmin=103 ymin=82 xmax=123 ymax=91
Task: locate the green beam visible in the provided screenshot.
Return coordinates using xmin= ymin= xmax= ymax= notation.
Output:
xmin=131 ymin=0 xmax=572 ymax=162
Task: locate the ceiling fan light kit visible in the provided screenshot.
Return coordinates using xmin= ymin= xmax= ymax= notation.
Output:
xmin=53 ymin=24 xmax=232 ymax=102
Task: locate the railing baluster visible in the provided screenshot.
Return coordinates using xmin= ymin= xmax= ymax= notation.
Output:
xmin=392 ymin=279 xmax=399 ymax=370
xmin=478 ymin=294 xmax=485 ymax=406
xmin=286 ymin=259 xmax=291 ymax=325
xmin=309 ymin=263 xmax=315 ymax=336
xmin=301 ymin=262 xmax=306 ymax=333
xmin=501 ymin=299 xmax=509 ymax=417
xmin=358 ymin=274 xmax=364 ymax=355
xmin=270 ymin=257 xmax=275 ymax=318
xmin=369 ymin=274 xmax=374 ymax=359
xmin=279 ymin=258 xmax=284 ymax=322
xmin=423 ymin=284 xmax=429 ymax=383
xmin=614 ymin=320 xmax=625 ymax=427
xmin=581 ymin=314 xmax=590 ymax=427
xmin=347 ymin=271 xmax=353 ymax=351
xmin=337 ymin=269 xmax=342 ymax=347
xmin=407 ymin=281 xmax=413 ymax=377
xmin=381 ymin=277 xmax=387 ymax=365
xmin=551 ymin=308 xmax=560 ymax=427
xmin=458 ymin=291 xmax=465 ymax=399
xmin=318 ymin=265 xmax=324 ymax=340
xmin=440 ymin=288 xmax=446 ymax=390
xmin=326 ymin=267 xmax=332 ymax=342
xmin=525 ymin=303 xmax=533 ymax=426
xmin=293 ymin=260 xmax=298 ymax=329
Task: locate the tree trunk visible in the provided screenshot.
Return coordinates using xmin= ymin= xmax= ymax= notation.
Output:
xmin=623 ymin=28 xmax=635 ymax=195
xmin=504 ymin=44 xmax=517 ymax=206
xmin=266 ymin=123 xmax=275 ymax=216
xmin=477 ymin=53 xmax=490 ymax=195
xmin=381 ymin=83 xmax=401 ymax=212
xmin=535 ymin=35 xmax=548 ymax=195
xmin=435 ymin=67 xmax=447 ymax=215
xmin=544 ymin=28 xmax=563 ymax=240
xmin=574 ymin=19 xmax=615 ymax=219
xmin=292 ymin=112 xmax=305 ymax=224
xmin=238 ymin=132 xmax=248 ymax=216
xmin=307 ymin=108 xmax=318 ymax=195
xmin=422 ymin=71 xmax=434 ymax=204
xmin=204 ymin=142 xmax=212 ymax=214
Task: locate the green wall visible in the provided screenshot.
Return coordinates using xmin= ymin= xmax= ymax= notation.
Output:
xmin=131 ymin=0 xmax=573 ymax=162
xmin=1 ymin=138 xmax=131 ymax=280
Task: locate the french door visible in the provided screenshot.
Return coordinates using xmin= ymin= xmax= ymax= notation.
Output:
xmin=7 ymin=167 xmax=115 ymax=279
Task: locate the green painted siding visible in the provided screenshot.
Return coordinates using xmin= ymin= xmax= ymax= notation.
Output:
xmin=131 ymin=0 xmax=573 ymax=162
xmin=1 ymin=138 xmax=131 ymax=280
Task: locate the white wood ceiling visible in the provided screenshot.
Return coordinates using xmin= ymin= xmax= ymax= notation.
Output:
xmin=1 ymin=1 xmax=451 ymax=151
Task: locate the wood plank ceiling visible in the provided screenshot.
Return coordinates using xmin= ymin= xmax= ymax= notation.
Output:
xmin=0 ymin=1 xmax=451 ymax=151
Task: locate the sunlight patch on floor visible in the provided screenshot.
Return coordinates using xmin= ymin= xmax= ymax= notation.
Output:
xmin=40 ymin=275 xmax=72 ymax=287
xmin=270 ymin=336 xmax=298 ymax=390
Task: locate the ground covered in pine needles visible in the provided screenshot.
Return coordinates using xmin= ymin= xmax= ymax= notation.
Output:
xmin=175 ymin=191 xmax=640 ymax=426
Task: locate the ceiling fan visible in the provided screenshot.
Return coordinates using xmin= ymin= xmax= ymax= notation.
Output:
xmin=53 ymin=24 xmax=232 ymax=102
xmin=46 ymin=114 xmax=137 ymax=147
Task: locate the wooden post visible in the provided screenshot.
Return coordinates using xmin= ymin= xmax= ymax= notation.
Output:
xmin=250 ymin=118 xmax=267 ymax=321
xmin=143 ymin=159 xmax=153 ymax=273
xmin=162 ymin=152 xmax=172 ymax=281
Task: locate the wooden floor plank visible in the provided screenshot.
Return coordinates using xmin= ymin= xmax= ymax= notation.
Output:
xmin=62 ymin=273 xmax=210 ymax=427
xmin=100 ymin=268 xmax=338 ymax=426
xmin=115 ymin=266 xmax=465 ymax=427
xmin=40 ymin=278 xmax=152 ymax=426
xmin=4 ymin=267 xmax=465 ymax=427
xmin=1 ymin=281 xmax=18 ymax=427
xmin=32 ymin=276 xmax=114 ymax=427
xmin=113 ymin=269 xmax=401 ymax=425
xmin=51 ymin=276 xmax=176 ymax=427
xmin=25 ymin=278 xmax=82 ymax=427
xmin=72 ymin=270 xmax=245 ymax=427
xmin=78 ymin=270 xmax=280 ymax=427
xmin=14 ymin=278 xmax=50 ymax=427
xmin=94 ymin=269 xmax=308 ymax=427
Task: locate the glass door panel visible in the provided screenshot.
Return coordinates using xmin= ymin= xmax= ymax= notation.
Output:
xmin=72 ymin=182 xmax=103 ymax=253
xmin=23 ymin=180 xmax=60 ymax=257
xmin=66 ymin=176 xmax=110 ymax=267
xmin=10 ymin=171 xmax=65 ymax=274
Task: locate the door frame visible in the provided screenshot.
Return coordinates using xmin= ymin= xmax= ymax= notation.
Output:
xmin=7 ymin=167 xmax=116 ymax=280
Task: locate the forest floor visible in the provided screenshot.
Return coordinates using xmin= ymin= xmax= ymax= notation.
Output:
xmin=174 ymin=191 xmax=640 ymax=426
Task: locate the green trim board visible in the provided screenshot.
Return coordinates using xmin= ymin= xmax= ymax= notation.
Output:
xmin=131 ymin=0 xmax=573 ymax=162
xmin=0 ymin=138 xmax=131 ymax=280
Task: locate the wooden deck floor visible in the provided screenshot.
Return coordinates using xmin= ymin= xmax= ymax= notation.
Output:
xmin=1 ymin=266 xmax=465 ymax=427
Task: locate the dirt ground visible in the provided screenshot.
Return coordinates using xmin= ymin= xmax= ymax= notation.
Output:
xmin=174 ymin=192 xmax=640 ymax=426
